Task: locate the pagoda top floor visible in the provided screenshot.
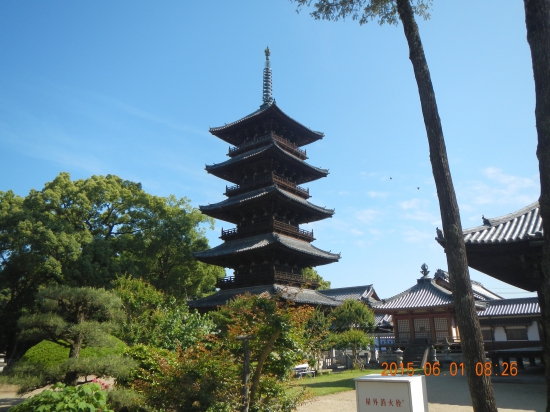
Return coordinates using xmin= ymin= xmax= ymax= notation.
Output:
xmin=209 ymin=102 xmax=324 ymax=148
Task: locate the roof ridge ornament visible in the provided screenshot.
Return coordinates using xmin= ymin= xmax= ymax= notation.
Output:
xmin=420 ymin=263 xmax=430 ymax=278
xmin=261 ymin=47 xmax=274 ymax=108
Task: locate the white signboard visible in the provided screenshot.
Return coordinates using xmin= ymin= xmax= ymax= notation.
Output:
xmin=355 ymin=374 xmax=428 ymax=412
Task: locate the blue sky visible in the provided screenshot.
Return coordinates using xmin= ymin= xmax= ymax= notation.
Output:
xmin=0 ymin=1 xmax=539 ymax=299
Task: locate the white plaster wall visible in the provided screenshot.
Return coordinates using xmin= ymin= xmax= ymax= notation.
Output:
xmin=528 ymin=322 xmax=540 ymax=341
xmin=493 ymin=326 xmax=507 ymax=342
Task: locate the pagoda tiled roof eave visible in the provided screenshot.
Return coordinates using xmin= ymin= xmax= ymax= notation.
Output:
xmin=198 ymin=185 xmax=335 ymax=223
xmin=205 ymin=142 xmax=329 ymax=180
xmin=209 ymin=103 xmax=324 ymax=146
xmin=193 ymin=232 xmax=341 ymax=262
xmin=187 ymin=284 xmax=341 ymax=309
xmin=459 ymin=201 xmax=542 ymax=245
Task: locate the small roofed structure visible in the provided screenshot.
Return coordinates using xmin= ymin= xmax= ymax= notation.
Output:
xmin=436 ymin=201 xmax=543 ymax=291
xmin=370 ymin=264 xmax=487 ymax=344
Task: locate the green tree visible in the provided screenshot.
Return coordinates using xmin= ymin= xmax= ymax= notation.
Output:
xmin=301 ymin=267 xmax=331 ymax=290
xmin=112 ymin=275 xmax=215 ymax=350
xmin=329 ymin=299 xmax=374 ymax=368
xmin=15 ymin=285 xmax=134 ymax=387
xmin=331 ymin=329 xmax=372 ymax=368
xmin=212 ymin=293 xmax=314 ymax=411
xmin=303 ymin=307 xmax=332 ymax=370
xmin=292 ymin=1 xmax=497 ymax=410
xmin=0 ymin=172 xmax=223 ymax=355
xmin=331 ymin=299 xmax=375 ymax=332
xmin=522 ymin=1 xmax=550 ymax=409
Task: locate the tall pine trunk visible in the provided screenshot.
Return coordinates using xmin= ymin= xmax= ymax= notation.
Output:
xmin=523 ymin=0 xmax=550 ymax=410
xmin=395 ymin=0 xmax=497 ymax=410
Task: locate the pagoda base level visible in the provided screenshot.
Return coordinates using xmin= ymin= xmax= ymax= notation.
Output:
xmin=217 ymin=270 xmax=318 ymax=290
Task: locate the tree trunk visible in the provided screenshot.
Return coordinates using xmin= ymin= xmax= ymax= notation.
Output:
xmin=523 ymin=1 xmax=550 ymax=410
xmin=395 ymin=0 xmax=497 ymax=411
xmin=249 ymin=329 xmax=281 ymax=406
xmin=241 ymin=337 xmax=252 ymax=412
xmin=64 ymin=332 xmax=83 ymax=386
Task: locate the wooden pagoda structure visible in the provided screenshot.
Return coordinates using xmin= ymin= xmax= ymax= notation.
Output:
xmin=193 ymin=48 xmax=340 ymax=292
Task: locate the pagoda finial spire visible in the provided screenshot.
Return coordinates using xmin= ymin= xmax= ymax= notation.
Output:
xmin=261 ymin=46 xmax=273 ymax=108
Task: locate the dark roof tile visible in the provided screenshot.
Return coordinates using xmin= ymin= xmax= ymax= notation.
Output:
xmin=462 ymin=201 xmax=542 ymax=244
xmin=479 ymin=297 xmax=540 ymax=317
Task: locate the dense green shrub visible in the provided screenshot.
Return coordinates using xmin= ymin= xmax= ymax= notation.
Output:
xmin=18 ymin=336 xmax=126 ymax=368
xmin=3 ymin=337 xmax=134 ymax=393
xmin=10 ymin=383 xmax=113 ymax=412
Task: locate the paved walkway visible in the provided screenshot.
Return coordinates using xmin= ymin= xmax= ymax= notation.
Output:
xmin=297 ymin=366 xmax=546 ymax=412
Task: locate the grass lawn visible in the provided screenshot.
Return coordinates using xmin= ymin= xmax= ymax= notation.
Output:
xmin=291 ymin=368 xmax=427 ymax=397
xmin=290 ymin=370 xmax=381 ymax=397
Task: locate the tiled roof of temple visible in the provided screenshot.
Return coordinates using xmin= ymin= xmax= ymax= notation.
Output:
xmin=439 ymin=201 xmax=542 ymax=245
xmin=188 ymin=284 xmax=341 ymax=309
xmin=433 ymin=269 xmax=503 ymax=301
xmin=209 ymin=102 xmax=324 ymax=147
xmin=370 ymin=276 xmax=457 ymax=311
xmin=319 ymin=285 xmax=380 ymax=302
xmin=478 ymin=297 xmax=540 ymax=317
xmin=194 ymin=232 xmax=340 ymax=260
xmin=205 ymin=142 xmax=329 ymax=183
xmin=199 ymin=185 xmax=334 ymax=219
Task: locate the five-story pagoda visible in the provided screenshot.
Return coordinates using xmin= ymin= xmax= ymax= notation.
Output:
xmin=194 ymin=48 xmax=340 ymax=292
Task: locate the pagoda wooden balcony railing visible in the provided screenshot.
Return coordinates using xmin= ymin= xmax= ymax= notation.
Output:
xmin=228 ymin=132 xmax=307 ymax=160
xmin=216 ymin=270 xmax=319 ymax=290
xmin=221 ymin=218 xmax=314 ymax=242
xmin=225 ymin=172 xmax=310 ymax=199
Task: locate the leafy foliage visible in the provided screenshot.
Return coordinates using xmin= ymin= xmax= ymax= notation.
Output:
xmin=301 ymin=267 xmax=331 ymax=290
xmin=329 ymin=299 xmax=375 ymax=368
xmin=0 ymin=172 xmax=223 ymax=353
xmin=112 ymin=276 xmax=214 ymax=350
xmin=331 ymin=298 xmax=375 ymax=332
xmin=132 ymin=343 xmax=241 ymax=412
xmin=292 ymin=0 xmax=431 ymax=25
xmin=121 ymin=293 xmax=318 ymax=411
xmin=212 ymin=292 xmax=315 ymax=410
xmin=330 ymin=329 xmax=373 ymax=368
xmin=9 ymin=383 xmax=113 ymax=412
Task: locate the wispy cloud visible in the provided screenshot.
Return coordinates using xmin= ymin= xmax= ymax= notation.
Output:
xmin=460 ymin=167 xmax=538 ymax=209
xmin=368 ymin=191 xmax=389 ymax=198
xmin=355 ymin=209 xmax=380 ymax=224
xmin=399 ymin=198 xmax=440 ymax=224
xmin=401 ymin=227 xmax=433 ymax=243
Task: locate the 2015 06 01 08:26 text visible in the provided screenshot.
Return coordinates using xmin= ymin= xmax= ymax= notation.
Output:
xmin=381 ymin=361 xmax=518 ymax=377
